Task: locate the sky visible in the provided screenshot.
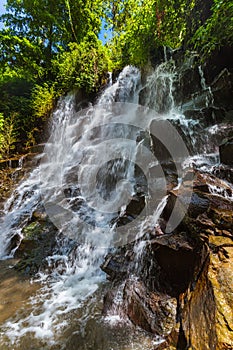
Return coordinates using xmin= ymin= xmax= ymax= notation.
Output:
xmin=0 ymin=0 xmax=111 ymax=44
xmin=0 ymin=0 xmax=5 ymax=12
xmin=0 ymin=0 xmax=5 ymax=29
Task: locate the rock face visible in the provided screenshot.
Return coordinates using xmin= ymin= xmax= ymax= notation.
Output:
xmin=101 ymin=168 xmax=233 ymax=349
xmin=219 ymin=137 xmax=233 ymax=166
xmin=182 ymin=236 xmax=233 ymax=350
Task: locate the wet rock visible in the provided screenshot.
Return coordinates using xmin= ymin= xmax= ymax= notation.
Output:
xmin=183 ymin=107 xmax=226 ymax=127
xmin=6 ymin=233 xmax=21 ymax=253
xmin=219 ymin=137 xmax=233 ymax=166
xmin=203 ymin=46 xmax=233 ymax=86
xmin=109 ymin=192 xmax=146 ymax=229
xmin=28 ymin=143 xmax=45 ymax=154
xmin=102 ymin=167 xmax=233 ymax=348
xmin=213 ymin=164 xmax=233 ymax=185
xmin=32 ymin=209 xmax=48 ymax=221
xmin=124 ymin=279 xmax=177 ymax=336
xmin=22 ymin=152 xmax=42 ymax=169
xmin=163 ymin=189 xmax=210 ymax=222
xmin=181 ymin=255 xmax=217 ymax=350
xmin=150 ymin=119 xmax=182 ymax=163
xmin=125 ymin=194 xmax=145 ymax=217
xmin=102 ymin=278 xmax=178 ymax=341
xmin=147 ymin=233 xmax=207 ymax=296
xmin=211 ymin=69 xmax=233 ymax=110
xmin=0 ymin=157 xmax=22 ymax=169
xmin=102 ymin=286 xmax=123 ymax=317
xmin=101 ymin=248 xmax=135 ymax=281
xmin=162 ymin=170 xmax=233 ymax=233
xmin=182 ymin=236 xmax=233 ymax=349
xmin=14 ymin=218 xmax=57 ymax=275
xmin=0 ymin=167 xmax=24 ymax=210
xmin=148 ymin=163 xmax=178 ymax=193
xmin=209 ymin=206 xmax=233 ymax=231
xmin=0 ymin=152 xmax=44 ymax=210
xmin=173 ymin=65 xmax=202 ymax=105
xmin=102 ymin=229 xmax=207 ymax=298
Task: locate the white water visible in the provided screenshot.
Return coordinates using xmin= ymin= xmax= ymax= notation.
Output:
xmin=1 ymin=66 xmax=164 ymax=348
xmin=198 ymin=65 xmax=214 ymax=107
xmin=0 ymin=66 xmax=145 ymax=345
xmin=0 ymin=166 xmax=42 ymax=259
xmin=0 ymin=59 xmax=231 ymax=348
xmin=208 ymin=183 xmax=233 ymax=201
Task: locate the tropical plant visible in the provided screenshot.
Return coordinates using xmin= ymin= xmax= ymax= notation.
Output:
xmin=192 ymin=0 xmax=233 ymax=57
xmin=0 ymin=112 xmax=18 ymax=158
xmin=53 ymin=35 xmax=112 ymax=92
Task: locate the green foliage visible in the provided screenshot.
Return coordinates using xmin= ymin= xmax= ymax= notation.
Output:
xmin=25 ymin=128 xmax=39 ymax=149
xmin=0 ymin=71 xmax=34 ymax=142
xmin=192 ymin=0 xmax=233 ymax=57
xmin=1 ymin=0 xmax=231 ymax=160
xmin=0 ymin=30 xmax=45 ymax=78
xmin=104 ymin=0 xmax=232 ymax=66
xmin=53 ymin=35 xmax=112 ymax=92
xmin=0 ymin=112 xmax=18 ymax=158
xmin=31 ymin=83 xmax=55 ymax=119
xmin=105 ymin=0 xmax=196 ymax=67
xmin=0 ymin=0 xmax=104 ymax=75
xmin=0 ymin=0 xmax=110 ymax=158
xmin=0 ymin=114 xmax=4 ymax=156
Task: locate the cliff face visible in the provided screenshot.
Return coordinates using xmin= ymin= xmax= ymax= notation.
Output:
xmin=102 ymin=168 xmax=233 ymax=349
xmin=101 ymin=48 xmax=233 ymax=349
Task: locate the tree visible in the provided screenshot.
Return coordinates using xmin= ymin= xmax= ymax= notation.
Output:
xmin=0 ymin=0 xmax=104 ymax=77
xmin=192 ymin=0 xmax=233 ymax=57
xmin=52 ymin=34 xmax=112 ymax=93
xmin=104 ymin=0 xmax=197 ymax=66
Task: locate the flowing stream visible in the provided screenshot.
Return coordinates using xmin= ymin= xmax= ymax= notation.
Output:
xmin=0 ymin=59 xmax=232 ymax=349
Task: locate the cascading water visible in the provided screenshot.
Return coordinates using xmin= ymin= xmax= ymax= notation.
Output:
xmin=0 ymin=57 xmax=232 ymax=349
xmin=0 ymin=66 xmax=160 ymax=349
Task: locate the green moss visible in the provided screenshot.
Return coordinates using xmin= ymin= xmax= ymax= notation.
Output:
xmin=22 ymin=221 xmax=42 ymax=239
xmin=15 ymin=218 xmax=58 ymax=275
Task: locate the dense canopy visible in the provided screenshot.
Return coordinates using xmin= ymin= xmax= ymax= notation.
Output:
xmin=0 ymin=0 xmax=232 ymax=158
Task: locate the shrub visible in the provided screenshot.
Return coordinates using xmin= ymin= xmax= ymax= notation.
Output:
xmin=31 ymin=83 xmax=56 ymax=120
xmin=0 ymin=112 xmax=18 ymax=158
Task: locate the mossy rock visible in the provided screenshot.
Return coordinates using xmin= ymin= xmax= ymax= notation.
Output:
xmin=14 ymin=218 xmax=58 ymax=275
xmin=22 ymin=221 xmax=42 ymax=240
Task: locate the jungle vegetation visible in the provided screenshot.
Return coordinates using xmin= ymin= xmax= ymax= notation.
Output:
xmin=0 ymin=0 xmax=232 ymax=158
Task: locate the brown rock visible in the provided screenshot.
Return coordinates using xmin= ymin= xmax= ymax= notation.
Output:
xmin=182 ymin=236 xmax=233 ymax=349
xmin=102 ymin=167 xmax=233 ymax=348
xmin=124 ymin=279 xmax=177 ymax=336
xmin=163 ymin=169 xmax=233 ymax=232
xmin=213 ymin=164 xmax=233 ymax=185
xmin=208 ymin=206 xmax=233 ymax=231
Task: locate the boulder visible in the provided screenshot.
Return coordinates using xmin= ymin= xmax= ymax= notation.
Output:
xmin=14 ymin=217 xmax=57 ymax=275
xmin=124 ymin=279 xmax=177 ymax=336
xmin=219 ymin=137 xmax=233 ymax=166
xmin=162 ymin=170 xmax=233 ymax=235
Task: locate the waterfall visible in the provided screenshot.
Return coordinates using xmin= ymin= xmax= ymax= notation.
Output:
xmin=0 ymin=59 xmax=230 ymax=349
xmin=1 ymin=66 xmax=158 ymax=348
